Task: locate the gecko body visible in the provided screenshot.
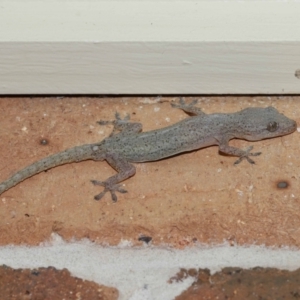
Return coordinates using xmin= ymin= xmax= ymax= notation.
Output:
xmin=0 ymin=100 xmax=297 ymax=201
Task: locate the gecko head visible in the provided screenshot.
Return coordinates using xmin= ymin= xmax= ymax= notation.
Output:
xmin=237 ymin=106 xmax=297 ymax=141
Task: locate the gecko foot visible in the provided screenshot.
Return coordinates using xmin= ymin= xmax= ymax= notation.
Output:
xmin=97 ymin=112 xmax=141 ymax=136
xmin=97 ymin=112 xmax=130 ymax=126
xmin=234 ymin=146 xmax=262 ymax=165
xmin=171 ymin=98 xmax=204 ymax=116
xmin=171 ymin=98 xmax=198 ymax=109
xmin=91 ymin=180 xmax=127 ymax=202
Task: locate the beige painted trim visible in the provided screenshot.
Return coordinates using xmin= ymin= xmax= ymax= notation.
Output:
xmin=0 ymin=1 xmax=300 ymax=94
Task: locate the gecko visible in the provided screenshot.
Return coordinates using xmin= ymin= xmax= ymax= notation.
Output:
xmin=0 ymin=99 xmax=297 ymax=202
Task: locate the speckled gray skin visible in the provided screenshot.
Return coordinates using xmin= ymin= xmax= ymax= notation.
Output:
xmin=0 ymin=99 xmax=297 ymax=202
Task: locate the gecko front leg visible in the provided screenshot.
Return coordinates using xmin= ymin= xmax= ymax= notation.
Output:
xmin=218 ymin=138 xmax=261 ymax=164
xmin=232 ymin=146 xmax=261 ymax=165
xmin=91 ymin=153 xmax=136 ymax=202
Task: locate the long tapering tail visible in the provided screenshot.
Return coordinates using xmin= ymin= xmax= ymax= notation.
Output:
xmin=0 ymin=143 xmax=97 ymax=195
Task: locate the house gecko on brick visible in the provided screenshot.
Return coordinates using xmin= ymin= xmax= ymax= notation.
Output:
xmin=0 ymin=99 xmax=297 ymax=202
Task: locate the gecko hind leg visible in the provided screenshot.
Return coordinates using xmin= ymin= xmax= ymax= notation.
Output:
xmin=97 ymin=112 xmax=142 ymax=136
xmin=171 ymin=98 xmax=205 ymax=116
xmin=91 ymin=153 xmax=136 ymax=202
xmin=91 ymin=180 xmax=128 ymax=202
xmin=97 ymin=111 xmax=129 ymax=126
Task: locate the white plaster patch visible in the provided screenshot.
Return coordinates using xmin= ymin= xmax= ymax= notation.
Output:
xmin=0 ymin=234 xmax=300 ymax=300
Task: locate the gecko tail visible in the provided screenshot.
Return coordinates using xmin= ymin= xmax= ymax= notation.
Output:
xmin=0 ymin=144 xmax=97 ymax=195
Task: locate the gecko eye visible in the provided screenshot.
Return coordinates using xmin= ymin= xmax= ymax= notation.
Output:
xmin=267 ymin=121 xmax=279 ymax=132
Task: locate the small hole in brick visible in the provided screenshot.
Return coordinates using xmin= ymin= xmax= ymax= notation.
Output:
xmin=277 ymin=181 xmax=289 ymax=189
xmin=40 ymin=139 xmax=49 ymax=145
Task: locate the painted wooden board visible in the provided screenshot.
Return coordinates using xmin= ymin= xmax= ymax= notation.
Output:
xmin=0 ymin=1 xmax=299 ymax=94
